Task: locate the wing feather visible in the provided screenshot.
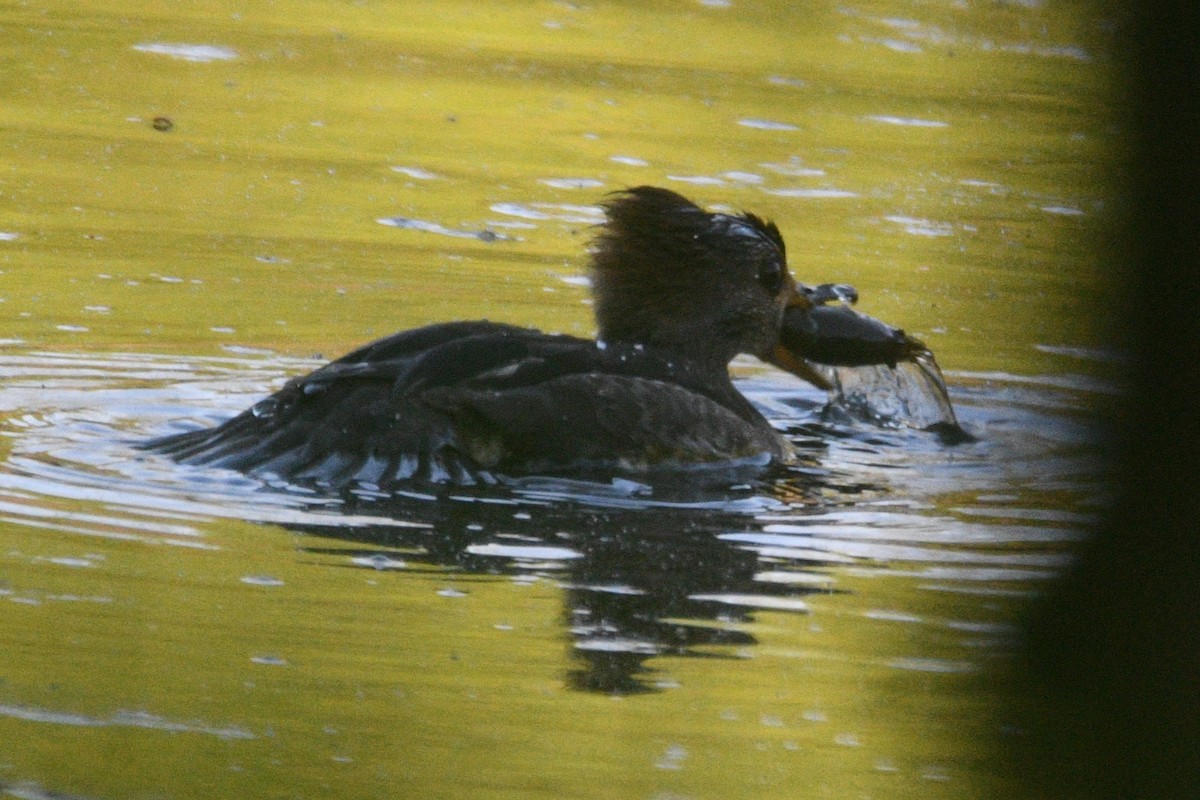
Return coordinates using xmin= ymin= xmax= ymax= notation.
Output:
xmin=143 ymin=320 xmax=783 ymax=486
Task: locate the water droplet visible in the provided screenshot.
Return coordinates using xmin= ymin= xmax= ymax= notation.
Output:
xmin=251 ymin=398 xmax=277 ymax=419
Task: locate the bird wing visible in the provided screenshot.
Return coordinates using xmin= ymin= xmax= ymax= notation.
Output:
xmin=144 ymin=321 xmax=781 ymax=486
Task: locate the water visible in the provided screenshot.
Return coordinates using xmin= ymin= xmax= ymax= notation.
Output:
xmin=0 ymin=347 xmax=1107 ymax=797
xmin=0 ymin=1 xmax=1118 ymax=797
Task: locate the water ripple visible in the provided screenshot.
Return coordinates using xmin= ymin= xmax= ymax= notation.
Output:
xmin=0 ymin=349 xmax=1104 ymax=693
xmin=0 ymin=703 xmax=254 ymax=740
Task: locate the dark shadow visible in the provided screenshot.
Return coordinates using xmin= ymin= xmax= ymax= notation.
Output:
xmin=1015 ymin=4 xmax=1200 ymax=797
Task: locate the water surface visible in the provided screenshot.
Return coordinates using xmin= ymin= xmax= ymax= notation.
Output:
xmin=0 ymin=1 xmax=1118 ymax=798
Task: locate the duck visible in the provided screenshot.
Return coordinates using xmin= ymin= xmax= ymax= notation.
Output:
xmin=145 ymin=186 xmax=918 ymax=486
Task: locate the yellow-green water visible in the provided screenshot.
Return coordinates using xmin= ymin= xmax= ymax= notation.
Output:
xmin=0 ymin=1 xmax=1117 ymax=798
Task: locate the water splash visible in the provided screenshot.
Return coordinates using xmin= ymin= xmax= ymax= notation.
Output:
xmin=822 ymin=350 xmax=963 ymax=432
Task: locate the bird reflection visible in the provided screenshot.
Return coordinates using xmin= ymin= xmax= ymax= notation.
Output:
xmin=286 ymin=470 xmax=848 ymax=695
xmin=562 ymin=514 xmax=770 ymax=694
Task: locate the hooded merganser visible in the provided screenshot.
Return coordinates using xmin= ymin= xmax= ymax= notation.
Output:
xmin=145 ymin=186 xmax=920 ymax=486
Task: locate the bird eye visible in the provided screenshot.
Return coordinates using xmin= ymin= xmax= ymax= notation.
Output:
xmin=757 ymin=257 xmax=785 ymax=294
